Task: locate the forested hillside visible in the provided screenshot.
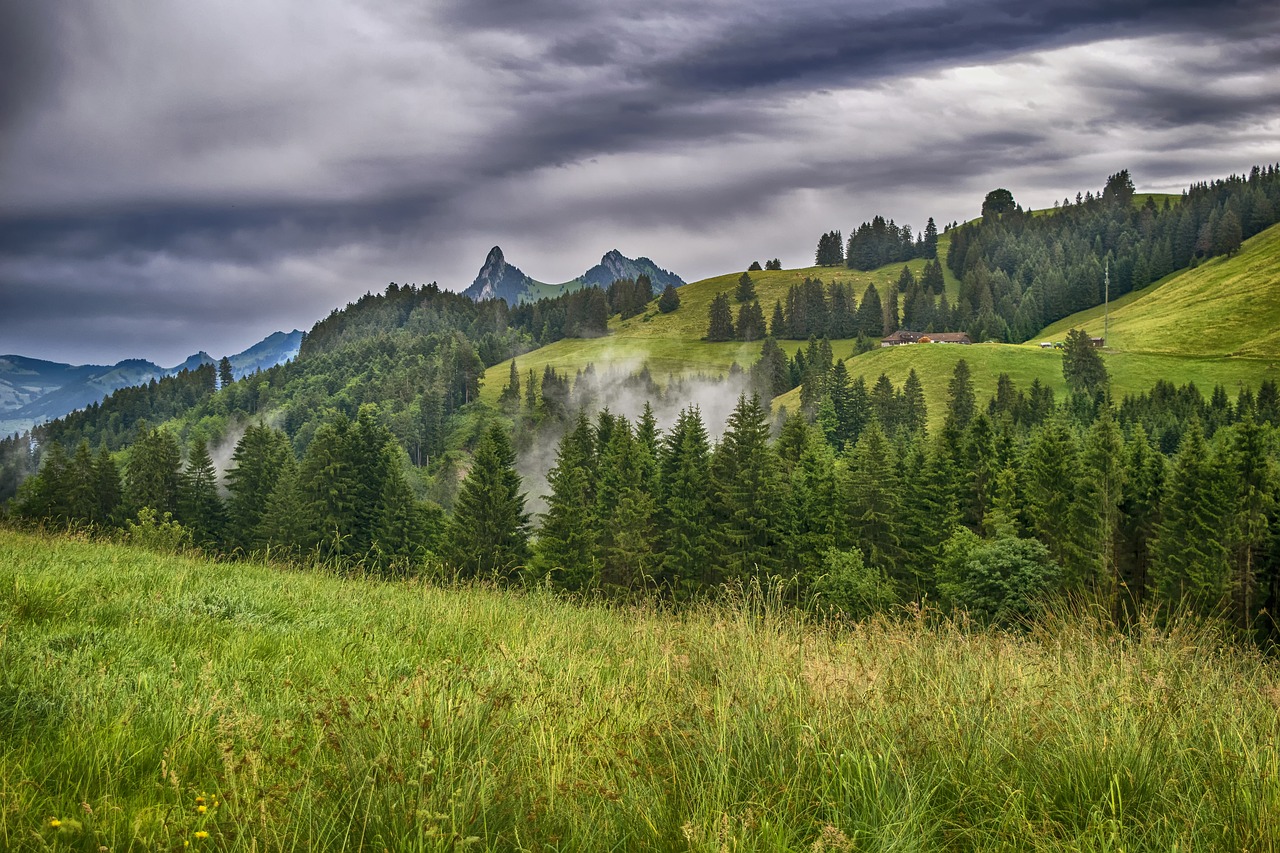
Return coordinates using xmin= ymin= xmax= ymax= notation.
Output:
xmin=5 ymin=166 xmax=1280 ymax=640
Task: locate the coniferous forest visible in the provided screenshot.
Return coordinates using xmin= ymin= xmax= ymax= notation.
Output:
xmin=5 ymin=168 xmax=1280 ymax=642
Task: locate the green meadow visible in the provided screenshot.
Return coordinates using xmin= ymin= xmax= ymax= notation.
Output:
xmin=479 ymin=252 xmax=953 ymax=406
xmin=3 ymin=528 xmax=1279 ymax=851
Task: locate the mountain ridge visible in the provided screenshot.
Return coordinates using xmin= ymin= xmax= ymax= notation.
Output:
xmin=0 ymin=330 xmax=303 ymax=436
xmin=462 ymin=247 xmax=686 ymax=304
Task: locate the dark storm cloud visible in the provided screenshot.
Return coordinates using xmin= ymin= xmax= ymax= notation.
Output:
xmin=1 ymin=0 xmax=1279 ymax=364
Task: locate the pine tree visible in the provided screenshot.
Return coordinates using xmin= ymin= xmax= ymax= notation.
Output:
xmin=532 ymin=414 xmax=598 ymax=589
xmin=709 ymin=394 xmax=784 ymax=582
xmin=126 ymin=426 xmax=182 ymax=517
xmin=1022 ymin=417 xmax=1082 ymax=577
xmin=67 ymin=440 xmax=97 ymax=525
xmin=1223 ymin=413 xmax=1276 ymax=627
xmin=16 ymin=441 xmax=72 ymax=523
xmin=783 ymin=432 xmax=840 ymax=584
xmin=655 ymin=407 xmax=713 ymax=597
xmin=255 ymin=455 xmax=314 ymax=556
xmin=498 ymin=360 xmax=521 ymax=413
xmin=179 ymin=439 xmax=226 ymax=549
xmin=1062 ymin=329 xmax=1108 ymax=395
xmin=770 ymin=300 xmax=786 ymax=338
xmin=883 ymin=283 xmax=900 ymax=336
xmin=901 ymin=369 xmax=928 ymax=435
xmin=226 ymin=423 xmax=293 ymax=551
xmin=446 ymin=423 xmax=530 ymax=578
xmin=736 ymin=272 xmax=756 ymax=303
xmin=1151 ymin=421 xmax=1230 ymax=614
xmin=1117 ymin=423 xmax=1164 ymax=605
xmin=706 ymin=293 xmax=736 ymax=341
xmin=752 ymin=337 xmax=792 ymax=399
xmin=657 ymin=284 xmax=681 ymax=313
xmin=945 ymin=359 xmax=976 ymax=433
xmin=856 ymin=285 xmax=884 ymax=338
xmin=843 ymin=420 xmax=902 ymax=573
xmin=594 ymin=421 xmax=656 ymax=591
xmin=373 ymin=453 xmax=435 ymax=572
xmin=91 ymin=444 xmax=122 ymax=526
xmin=1079 ymin=408 xmax=1127 ymax=596
xmin=736 ymin=299 xmax=767 ymax=342
xmin=218 ymin=356 xmax=235 ymax=388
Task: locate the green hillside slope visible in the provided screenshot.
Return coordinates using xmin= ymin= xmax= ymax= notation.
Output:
xmin=480 ymin=256 xmax=945 ymax=404
xmin=1036 ymin=221 xmax=1280 ymax=359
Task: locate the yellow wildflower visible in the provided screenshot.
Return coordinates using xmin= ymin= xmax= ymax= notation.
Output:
xmin=197 ymin=805 xmax=207 ymax=814
xmin=49 ymin=818 xmax=62 ymax=828
xmin=194 ymin=831 xmax=210 ymax=840
xmin=195 ymin=795 xmax=206 ymax=805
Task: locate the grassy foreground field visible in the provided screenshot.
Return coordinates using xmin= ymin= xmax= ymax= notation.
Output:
xmin=4 ymin=529 xmax=1280 ymax=851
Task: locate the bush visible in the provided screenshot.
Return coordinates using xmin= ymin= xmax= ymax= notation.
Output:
xmin=813 ymin=548 xmax=896 ymax=620
xmin=937 ymin=529 xmax=1062 ymax=626
xmin=123 ymin=507 xmax=191 ymax=554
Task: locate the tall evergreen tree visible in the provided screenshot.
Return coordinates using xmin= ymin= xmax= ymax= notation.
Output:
xmin=710 ymin=394 xmax=784 ymax=582
xmin=179 ymin=439 xmax=225 ymax=548
xmin=736 ymin=272 xmax=756 ymax=303
xmin=843 ymin=420 xmax=902 ymax=574
xmin=706 ymin=293 xmax=736 ymax=342
xmin=655 ymin=407 xmax=713 ymax=596
xmin=226 ymin=424 xmax=293 ymax=552
xmin=218 ymin=356 xmax=235 ymax=388
xmin=945 ymin=359 xmax=976 ymax=433
xmin=446 ymin=423 xmax=530 ymax=578
xmin=532 ymin=414 xmax=598 ymax=589
xmin=126 ymin=426 xmax=182 ymax=517
xmin=856 ymin=285 xmax=884 ymax=338
xmin=1152 ymin=421 xmax=1230 ymax=615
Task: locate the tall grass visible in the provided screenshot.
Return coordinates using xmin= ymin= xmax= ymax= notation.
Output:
xmin=2 ymin=528 xmax=1278 ymax=851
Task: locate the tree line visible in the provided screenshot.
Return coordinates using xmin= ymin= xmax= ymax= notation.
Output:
xmin=12 ymin=350 xmax=1280 ymax=638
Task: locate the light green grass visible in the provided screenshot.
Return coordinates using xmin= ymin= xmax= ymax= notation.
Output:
xmin=4 ymin=528 xmax=1280 ymax=851
xmin=481 ymin=259 xmax=936 ymax=404
xmin=773 ymin=344 xmax=1280 ymax=425
xmin=1036 ymin=222 xmax=1280 ymax=360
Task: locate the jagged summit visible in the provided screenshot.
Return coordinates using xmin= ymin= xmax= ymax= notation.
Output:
xmin=462 ymin=246 xmax=685 ymax=304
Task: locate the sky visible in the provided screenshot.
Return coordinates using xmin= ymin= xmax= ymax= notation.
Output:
xmin=2 ymin=0 xmax=1279 ymax=367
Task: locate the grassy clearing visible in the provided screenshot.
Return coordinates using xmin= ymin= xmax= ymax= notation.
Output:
xmin=4 ymin=528 xmax=1280 ymax=851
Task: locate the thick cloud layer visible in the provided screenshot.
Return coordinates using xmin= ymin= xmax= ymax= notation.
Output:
xmin=1 ymin=0 xmax=1277 ymax=364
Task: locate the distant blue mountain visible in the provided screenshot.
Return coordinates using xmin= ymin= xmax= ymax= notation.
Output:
xmin=0 ymin=330 xmax=303 ymax=436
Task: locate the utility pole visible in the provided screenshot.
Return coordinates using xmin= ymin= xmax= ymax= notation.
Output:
xmin=1103 ymin=259 xmax=1109 ymax=347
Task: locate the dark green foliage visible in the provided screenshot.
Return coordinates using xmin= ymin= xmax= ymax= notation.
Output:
xmin=226 ymin=424 xmax=294 ymax=552
xmin=946 ymin=359 xmax=976 ymax=433
xmin=815 ymin=231 xmax=844 ymax=266
xmin=938 ymin=529 xmax=1062 ymax=625
xmin=446 ymin=423 xmax=530 ymax=578
xmin=178 ymin=439 xmax=225 ymax=548
xmin=532 ymin=414 xmax=598 ymax=589
xmin=710 ymin=394 xmax=784 ymax=582
xmin=736 ymin=299 xmax=766 ymax=342
xmin=751 ymin=337 xmax=792 ymax=399
xmin=706 ymin=293 xmax=735 ymax=342
xmin=765 ymin=258 xmax=782 ymax=271
xmin=747 ymin=260 xmax=762 ymax=271
xmin=981 ymin=188 xmax=1017 ymax=219
xmin=856 ymin=284 xmax=884 ymax=338
xmin=1063 ymin=329 xmax=1108 ymax=395
xmin=255 ymin=455 xmax=312 ymax=556
xmin=843 ymin=420 xmax=902 ymax=573
xmin=846 ymin=216 xmax=925 ymax=271
xmin=736 ymin=272 xmax=756 ymax=303
xmin=498 ymin=360 xmax=522 ymax=414
xmin=1152 ymin=421 xmax=1230 ymax=614
xmin=657 ymin=284 xmax=681 ymax=313
xmin=126 ymin=426 xmax=182 ymax=517
xmin=655 ymin=407 xmax=713 ymax=596
xmin=218 ymin=356 xmax=234 ymax=388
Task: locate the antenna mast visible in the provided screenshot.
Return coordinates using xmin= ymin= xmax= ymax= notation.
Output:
xmin=1103 ymin=259 xmax=1109 ymax=347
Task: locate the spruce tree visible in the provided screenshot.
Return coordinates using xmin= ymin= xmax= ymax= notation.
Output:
xmin=498 ymin=360 xmax=521 ymax=413
xmin=945 ymin=359 xmax=976 ymax=433
xmin=92 ymin=444 xmax=122 ymax=526
xmin=901 ymin=369 xmax=928 ymax=435
xmin=126 ymin=426 xmax=182 ymax=517
xmin=255 ymin=455 xmax=314 ymax=556
xmin=218 ymin=356 xmax=235 ymax=388
xmin=783 ymin=431 xmax=840 ymax=584
xmin=706 ymin=293 xmax=736 ymax=342
xmin=856 ymin=285 xmax=884 ymax=338
xmin=1079 ymin=408 xmax=1127 ymax=595
xmin=179 ymin=439 xmax=226 ymax=549
xmin=1151 ymin=421 xmax=1230 ymax=614
xmin=736 ymin=299 xmax=766 ymax=342
xmin=226 ymin=423 xmax=293 ymax=551
xmin=710 ymin=394 xmax=784 ymax=582
xmin=373 ymin=453 xmax=434 ymax=572
xmin=736 ymin=272 xmax=756 ymax=303
xmin=595 ymin=422 xmax=656 ymax=590
xmin=657 ymin=284 xmax=681 ymax=313
xmin=532 ymin=414 xmax=598 ymax=589
xmin=1118 ymin=423 xmax=1163 ymax=604
xmin=446 ymin=423 xmax=530 ymax=578
xmin=655 ymin=407 xmax=713 ymax=596
xmin=1022 ymin=417 xmax=1083 ymax=581
xmin=67 ymin=440 xmax=97 ymax=525
xmin=1223 ymin=413 xmax=1276 ymax=626
xmin=843 ymin=420 xmax=902 ymax=574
